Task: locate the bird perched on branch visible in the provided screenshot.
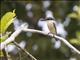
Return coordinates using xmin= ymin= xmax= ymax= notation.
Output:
xmin=38 ymin=10 xmax=57 ymax=35
xmin=38 ymin=10 xmax=61 ymax=49
xmin=44 ymin=10 xmax=57 ymax=35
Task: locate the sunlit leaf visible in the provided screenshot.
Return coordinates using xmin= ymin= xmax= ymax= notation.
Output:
xmin=0 ymin=32 xmax=11 ymax=43
xmin=76 ymin=31 xmax=80 ymax=39
xmin=0 ymin=9 xmax=16 ymax=34
xmin=68 ymin=6 xmax=80 ymax=20
xmin=70 ymin=39 xmax=80 ymax=45
xmin=0 ymin=50 xmax=4 ymax=57
xmin=68 ymin=13 xmax=77 ymax=18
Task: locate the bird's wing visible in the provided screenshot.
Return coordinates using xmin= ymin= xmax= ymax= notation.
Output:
xmin=47 ymin=21 xmax=57 ymax=34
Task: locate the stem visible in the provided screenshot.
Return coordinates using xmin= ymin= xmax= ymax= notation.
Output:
xmin=2 ymin=49 xmax=8 ymax=60
xmin=0 ymin=23 xmax=80 ymax=55
xmin=12 ymin=41 xmax=37 ymax=60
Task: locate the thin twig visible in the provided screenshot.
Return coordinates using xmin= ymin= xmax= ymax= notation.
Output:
xmin=12 ymin=41 xmax=37 ymax=60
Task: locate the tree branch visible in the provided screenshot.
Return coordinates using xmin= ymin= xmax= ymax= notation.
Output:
xmin=0 ymin=24 xmax=80 ymax=55
xmin=12 ymin=41 xmax=37 ymax=60
xmin=23 ymin=28 xmax=80 ymax=55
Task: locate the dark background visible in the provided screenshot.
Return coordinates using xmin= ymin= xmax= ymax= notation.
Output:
xmin=1 ymin=0 xmax=80 ymax=60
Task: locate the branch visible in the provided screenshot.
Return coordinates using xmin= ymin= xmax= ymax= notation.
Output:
xmin=0 ymin=24 xmax=80 ymax=55
xmin=0 ymin=23 xmax=26 ymax=50
xmin=23 ymin=28 xmax=80 ymax=55
xmin=2 ymin=49 xmax=8 ymax=60
xmin=12 ymin=41 xmax=37 ymax=60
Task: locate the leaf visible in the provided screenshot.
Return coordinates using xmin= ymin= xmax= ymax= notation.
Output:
xmin=77 ymin=6 xmax=80 ymax=20
xmin=0 ymin=32 xmax=11 ymax=43
xmin=0 ymin=50 xmax=4 ymax=57
xmin=68 ymin=6 xmax=80 ymax=20
xmin=69 ymin=31 xmax=80 ymax=46
xmin=0 ymin=9 xmax=16 ymax=34
xmin=70 ymin=39 xmax=80 ymax=45
xmin=76 ymin=31 xmax=80 ymax=40
xmin=68 ymin=13 xmax=77 ymax=18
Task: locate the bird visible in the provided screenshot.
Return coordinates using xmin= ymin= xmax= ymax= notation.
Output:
xmin=38 ymin=18 xmax=50 ymax=33
xmin=37 ymin=10 xmax=61 ymax=49
xmin=38 ymin=10 xmax=57 ymax=35
xmin=45 ymin=10 xmax=57 ymax=35
xmin=38 ymin=17 xmax=57 ymax=35
xmin=45 ymin=10 xmax=61 ymax=49
xmin=45 ymin=17 xmax=57 ymax=35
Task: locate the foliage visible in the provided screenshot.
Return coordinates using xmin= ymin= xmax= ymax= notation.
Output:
xmin=1 ymin=1 xmax=80 ymax=60
xmin=68 ymin=5 xmax=80 ymax=20
xmin=0 ymin=10 xmax=16 ymax=57
xmin=68 ymin=5 xmax=80 ymax=46
xmin=0 ymin=10 xmax=16 ymax=34
xmin=70 ymin=31 xmax=80 ymax=45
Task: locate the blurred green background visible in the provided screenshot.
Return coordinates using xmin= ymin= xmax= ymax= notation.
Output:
xmin=1 ymin=0 xmax=80 ymax=60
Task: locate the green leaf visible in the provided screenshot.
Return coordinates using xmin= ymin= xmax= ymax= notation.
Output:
xmin=0 ymin=50 xmax=4 ymax=57
xmin=0 ymin=32 xmax=11 ymax=43
xmin=76 ymin=31 xmax=80 ymax=39
xmin=0 ymin=9 xmax=16 ymax=34
xmin=67 ymin=6 xmax=80 ymax=20
xmin=70 ymin=39 xmax=80 ymax=45
xmin=68 ymin=13 xmax=77 ymax=18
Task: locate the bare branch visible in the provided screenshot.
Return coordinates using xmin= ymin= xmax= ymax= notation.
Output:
xmin=54 ymin=35 xmax=80 ymax=55
xmin=0 ymin=23 xmax=27 ymax=50
xmin=0 ymin=27 xmax=22 ymax=50
xmin=12 ymin=41 xmax=37 ymax=60
xmin=0 ymin=23 xmax=80 ymax=55
xmin=23 ymin=28 xmax=80 ymax=55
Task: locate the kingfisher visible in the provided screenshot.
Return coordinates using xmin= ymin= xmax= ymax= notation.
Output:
xmin=45 ymin=10 xmax=57 ymax=35
xmin=45 ymin=17 xmax=57 ymax=35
